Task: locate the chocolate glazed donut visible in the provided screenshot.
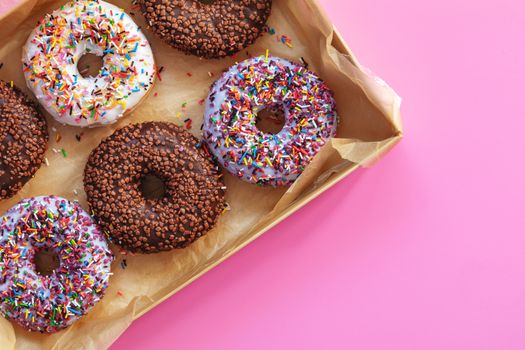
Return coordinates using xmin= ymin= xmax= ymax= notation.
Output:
xmin=139 ymin=0 xmax=272 ymax=59
xmin=0 ymin=80 xmax=48 ymax=200
xmin=84 ymin=122 xmax=226 ymax=253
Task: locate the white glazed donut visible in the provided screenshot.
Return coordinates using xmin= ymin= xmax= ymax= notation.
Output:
xmin=22 ymin=0 xmax=155 ymax=127
xmin=0 ymin=196 xmax=113 ymax=333
xmin=203 ymin=55 xmax=338 ymax=187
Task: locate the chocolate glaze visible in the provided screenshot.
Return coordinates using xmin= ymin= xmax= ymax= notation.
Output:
xmin=0 ymin=80 xmax=48 ymax=200
xmin=84 ymin=122 xmax=226 ymax=253
xmin=138 ymin=0 xmax=272 ymax=59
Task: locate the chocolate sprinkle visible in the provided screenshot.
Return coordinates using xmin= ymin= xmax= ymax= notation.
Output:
xmin=138 ymin=0 xmax=272 ymax=59
xmin=0 ymin=80 xmax=48 ymax=200
xmin=84 ymin=122 xmax=226 ymax=253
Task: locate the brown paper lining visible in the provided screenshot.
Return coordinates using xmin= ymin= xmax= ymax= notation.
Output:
xmin=0 ymin=0 xmax=402 ymax=348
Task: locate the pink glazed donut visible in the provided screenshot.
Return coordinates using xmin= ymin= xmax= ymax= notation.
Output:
xmin=0 ymin=196 xmax=113 ymax=333
xmin=203 ymin=55 xmax=338 ymax=187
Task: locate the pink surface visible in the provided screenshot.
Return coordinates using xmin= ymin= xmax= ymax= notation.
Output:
xmin=2 ymin=0 xmax=525 ymax=349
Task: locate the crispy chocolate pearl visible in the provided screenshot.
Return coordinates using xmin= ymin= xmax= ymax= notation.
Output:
xmin=138 ymin=0 xmax=272 ymax=59
xmin=0 ymin=80 xmax=48 ymax=200
xmin=84 ymin=122 xmax=226 ymax=253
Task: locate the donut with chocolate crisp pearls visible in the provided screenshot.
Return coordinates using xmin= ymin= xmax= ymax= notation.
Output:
xmin=138 ymin=0 xmax=272 ymax=59
xmin=0 ymin=196 xmax=113 ymax=333
xmin=84 ymin=122 xmax=226 ymax=253
xmin=203 ymin=55 xmax=338 ymax=187
xmin=22 ymin=0 xmax=156 ymax=127
xmin=0 ymin=80 xmax=48 ymax=200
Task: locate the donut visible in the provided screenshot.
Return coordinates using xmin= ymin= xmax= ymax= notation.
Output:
xmin=22 ymin=0 xmax=156 ymax=127
xmin=0 ymin=80 xmax=48 ymax=200
xmin=203 ymin=55 xmax=338 ymax=187
xmin=0 ymin=196 xmax=113 ymax=333
xmin=138 ymin=0 xmax=272 ymax=59
xmin=84 ymin=122 xmax=226 ymax=253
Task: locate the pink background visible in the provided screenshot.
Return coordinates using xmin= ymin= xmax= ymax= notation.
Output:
xmin=2 ymin=0 xmax=525 ymax=349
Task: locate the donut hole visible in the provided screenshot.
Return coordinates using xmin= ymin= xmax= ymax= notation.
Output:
xmin=34 ymin=248 xmax=60 ymax=276
xmin=198 ymin=0 xmax=217 ymax=4
xmin=78 ymin=52 xmax=104 ymax=78
xmin=140 ymin=174 xmax=167 ymax=200
xmin=255 ymin=105 xmax=286 ymax=134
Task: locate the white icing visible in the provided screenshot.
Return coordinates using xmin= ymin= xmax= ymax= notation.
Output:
xmin=203 ymin=56 xmax=338 ymax=186
xmin=22 ymin=0 xmax=155 ymax=127
xmin=0 ymin=196 xmax=113 ymax=332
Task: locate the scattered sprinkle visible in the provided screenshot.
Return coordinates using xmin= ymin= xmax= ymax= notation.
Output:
xmin=300 ymin=57 xmax=309 ymax=69
xmin=157 ymin=66 xmax=164 ymax=81
xmin=278 ymin=34 xmax=293 ymax=48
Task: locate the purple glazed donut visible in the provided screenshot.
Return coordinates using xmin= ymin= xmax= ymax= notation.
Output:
xmin=0 ymin=196 xmax=113 ymax=333
xmin=202 ymin=55 xmax=338 ymax=187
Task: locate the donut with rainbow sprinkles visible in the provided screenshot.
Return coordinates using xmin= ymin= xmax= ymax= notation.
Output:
xmin=0 ymin=196 xmax=112 ymax=333
xmin=22 ymin=0 xmax=155 ymax=127
xmin=203 ymin=55 xmax=338 ymax=187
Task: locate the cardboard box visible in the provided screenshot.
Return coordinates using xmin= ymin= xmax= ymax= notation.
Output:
xmin=0 ymin=0 xmax=402 ymax=348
